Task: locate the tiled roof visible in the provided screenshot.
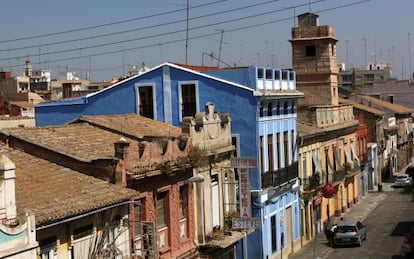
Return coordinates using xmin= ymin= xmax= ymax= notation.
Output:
xmin=73 ymin=113 xmax=182 ymax=138
xmin=1 ymin=124 xmax=132 ymax=161
xmin=297 ymin=122 xmax=324 ymax=137
xmin=338 ymin=97 xmax=384 ymax=116
xmin=0 ymin=114 xmax=183 ymax=164
xmin=0 ymin=143 xmax=138 ymax=227
xmin=358 ymin=95 xmax=414 ymax=114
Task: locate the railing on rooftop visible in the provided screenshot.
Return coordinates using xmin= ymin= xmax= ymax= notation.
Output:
xmin=315 ymin=104 xmax=354 ymax=127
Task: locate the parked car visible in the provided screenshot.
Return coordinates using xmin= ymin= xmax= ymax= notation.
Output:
xmin=405 ymin=166 xmax=414 ymax=178
xmin=394 ymin=174 xmax=413 ymax=187
xmin=333 ymin=220 xmax=366 ymax=247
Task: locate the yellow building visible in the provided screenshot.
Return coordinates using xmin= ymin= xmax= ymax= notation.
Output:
xmin=291 ymin=13 xmax=361 ymax=246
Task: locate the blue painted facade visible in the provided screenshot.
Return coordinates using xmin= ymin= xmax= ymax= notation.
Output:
xmin=35 ymin=63 xmax=303 ymax=258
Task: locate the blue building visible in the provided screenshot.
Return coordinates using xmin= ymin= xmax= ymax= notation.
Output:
xmin=35 ymin=63 xmax=303 ymax=258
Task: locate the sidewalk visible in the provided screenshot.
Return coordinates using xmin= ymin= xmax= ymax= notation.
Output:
xmin=288 ymin=185 xmax=389 ymax=259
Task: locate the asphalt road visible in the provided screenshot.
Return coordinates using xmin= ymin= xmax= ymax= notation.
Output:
xmin=326 ymin=184 xmax=414 ymax=259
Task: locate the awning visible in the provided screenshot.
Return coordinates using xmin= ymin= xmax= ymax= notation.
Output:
xmin=326 ymin=150 xmax=334 ymax=172
xmin=333 ymin=147 xmax=341 ymax=169
xmin=312 ymin=150 xmax=322 ymax=175
xmin=351 ymin=144 xmax=360 ymax=167
xmin=344 ymin=145 xmax=354 ymax=169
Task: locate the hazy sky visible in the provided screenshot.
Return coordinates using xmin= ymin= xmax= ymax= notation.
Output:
xmin=1 ymin=0 xmax=413 ymax=82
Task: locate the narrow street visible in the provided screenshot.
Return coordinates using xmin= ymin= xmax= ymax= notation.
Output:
xmin=327 ymin=183 xmax=414 ymax=259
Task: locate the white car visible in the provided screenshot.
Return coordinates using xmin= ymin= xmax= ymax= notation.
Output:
xmin=394 ymin=174 xmax=413 ymax=187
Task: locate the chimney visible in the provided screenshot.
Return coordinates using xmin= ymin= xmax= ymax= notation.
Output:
xmin=0 ymin=155 xmax=18 ymax=225
xmin=114 ymin=137 xmax=130 ymax=159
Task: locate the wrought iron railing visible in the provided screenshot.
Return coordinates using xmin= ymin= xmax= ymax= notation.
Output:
xmin=261 ymin=161 xmax=298 ymax=188
xmin=302 ymin=174 xmax=321 ymax=191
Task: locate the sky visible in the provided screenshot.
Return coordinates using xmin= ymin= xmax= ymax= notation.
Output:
xmin=0 ymin=0 xmax=413 ymax=82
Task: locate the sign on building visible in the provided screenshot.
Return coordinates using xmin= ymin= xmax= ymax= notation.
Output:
xmin=231 ymin=157 xmax=257 ymax=168
xmin=232 ymin=217 xmax=260 ymax=229
xmin=141 ymin=221 xmax=156 ymax=259
xmin=239 ymin=168 xmax=251 ymax=218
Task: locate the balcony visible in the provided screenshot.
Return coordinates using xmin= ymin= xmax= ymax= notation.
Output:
xmin=332 ymin=165 xmax=360 ymax=183
xmin=262 ymin=161 xmax=298 ymax=189
xmin=302 ymin=174 xmax=321 ymax=192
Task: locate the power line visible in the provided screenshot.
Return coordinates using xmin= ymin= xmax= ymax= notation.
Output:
xmin=0 ymin=0 xmax=325 ymax=62
xmin=0 ymin=0 xmax=227 ymax=44
xmin=2 ymin=0 xmax=370 ymax=70
xmin=0 ymin=0 xmax=282 ymax=52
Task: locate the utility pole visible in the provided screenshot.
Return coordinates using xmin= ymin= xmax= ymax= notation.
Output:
xmin=408 ymin=32 xmax=412 ymax=81
xmin=185 ymin=0 xmax=189 ymax=64
xmin=217 ymin=29 xmax=224 ymax=67
xmin=345 ymin=39 xmax=349 ymax=69
xmin=363 ymin=38 xmax=367 ymax=68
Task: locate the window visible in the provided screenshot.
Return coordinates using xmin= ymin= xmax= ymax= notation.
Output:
xmin=302 ymin=152 xmax=307 ymax=176
xmin=276 ymin=133 xmax=281 ymax=169
xmin=333 ymin=146 xmax=338 ymax=172
xmin=276 ymin=102 xmax=281 ymax=115
xmin=306 ymin=45 xmax=316 ymax=56
xmin=259 ymin=104 xmax=264 ymax=117
xmin=179 ymin=185 xmax=188 ymax=219
xmin=282 ymin=71 xmax=288 ymax=80
xmin=274 ymin=70 xmax=280 ymax=80
xmin=134 ymin=201 xmax=142 ymax=237
xmin=284 ymin=131 xmax=289 ymax=167
xmin=157 ymin=192 xmax=168 ymax=228
xmin=291 ymin=130 xmax=295 ymax=160
xmin=283 ymin=102 xmax=288 ymax=115
xmin=268 ymin=134 xmax=274 ymax=172
xmin=71 ymin=224 xmax=94 ymax=259
xmin=138 ymin=86 xmax=154 ymax=119
xmin=73 ymin=224 xmax=93 ymax=240
xmin=40 ymin=236 xmax=57 ymax=259
xmin=180 ymin=83 xmax=197 ymax=118
xmin=267 ymin=102 xmax=273 ymax=116
xmin=271 ymin=215 xmax=277 ymax=252
xmin=260 ymin=136 xmax=264 ymax=174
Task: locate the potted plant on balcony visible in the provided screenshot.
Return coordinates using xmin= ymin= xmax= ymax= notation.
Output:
xmin=344 ymin=162 xmax=353 ymax=171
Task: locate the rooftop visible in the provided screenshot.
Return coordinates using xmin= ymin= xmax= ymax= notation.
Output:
xmin=1 ymin=114 xmax=183 ymax=162
xmin=358 ymin=95 xmax=414 ymax=115
xmin=0 ymin=143 xmax=137 ymax=227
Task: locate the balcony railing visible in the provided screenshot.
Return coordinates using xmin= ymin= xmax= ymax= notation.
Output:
xmin=332 ymin=165 xmax=360 ymax=183
xmin=302 ymin=174 xmax=321 ymax=192
xmin=262 ymin=161 xmax=298 ymax=188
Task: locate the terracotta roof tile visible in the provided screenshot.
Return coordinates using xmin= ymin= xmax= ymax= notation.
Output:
xmin=338 ymin=97 xmax=384 ymax=116
xmin=0 ymin=143 xmax=137 ymax=227
xmin=358 ymin=95 xmax=414 ymax=114
xmin=1 ymin=124 xmax=129 ymax=161
xmin=73 ymin=114 xmax=182 ymax=138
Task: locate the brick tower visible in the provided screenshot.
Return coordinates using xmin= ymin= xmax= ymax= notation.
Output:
xmin=290 ymin=13 xmax=339 ymax=107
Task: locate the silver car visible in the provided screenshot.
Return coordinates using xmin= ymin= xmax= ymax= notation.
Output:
xmin=394 ymin=174 xmax=413 ymax=187
xmin=333 ymin=220 xmax=366 ymax=247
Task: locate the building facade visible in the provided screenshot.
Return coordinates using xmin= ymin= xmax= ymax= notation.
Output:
xmin=290 ymin=12 xmax=361 ymax=246
xmin=0 ymin=154 xmax=37 ymax=259
xmin=34 ymin=62 xmax=304 ymax=259
xmin=0 ymin=142 xmax=138 ymax=259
